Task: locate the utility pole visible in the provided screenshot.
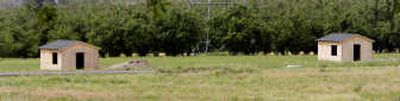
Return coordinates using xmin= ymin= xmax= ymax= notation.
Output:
xmin=205 ymin=0 xmax=211 ymax=53
xmin=187 ymin=0 xmax=232 ymax=54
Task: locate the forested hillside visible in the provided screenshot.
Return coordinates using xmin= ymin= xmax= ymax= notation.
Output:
xmin=0 ymin=0 xmax=399 ymax=57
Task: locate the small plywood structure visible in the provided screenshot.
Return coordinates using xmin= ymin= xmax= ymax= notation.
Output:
xmin=39 ymin=40 xmax=100 ymax=70
xmin=318 ymin=33 xmax=375 ymax=62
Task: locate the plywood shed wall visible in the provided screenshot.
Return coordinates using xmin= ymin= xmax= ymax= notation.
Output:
xmin=318 ymin=33 xmax=374 ymax=62
xmin=40 ymin=40 xmax=100 ymax=70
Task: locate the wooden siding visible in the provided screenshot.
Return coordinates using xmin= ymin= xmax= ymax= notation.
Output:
xmin=318 ymin=42 xmax=342 ymax=62
xmin=318 ymin=35 xmax=373 ymax=62
xmin=40 ymin=50 xmax=62 ymax=70
xmin=40 ymin=43 xmax=99 ymax=70
xmin=341 ymin=36 xmax=373 ymax=62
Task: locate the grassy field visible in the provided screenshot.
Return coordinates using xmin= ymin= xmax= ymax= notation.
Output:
xmin=0 ymin=54 xmax=399 ymax=100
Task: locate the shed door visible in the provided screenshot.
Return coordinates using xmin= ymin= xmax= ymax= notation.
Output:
xmin=76 ymin=52 xmax=84 ymax=70
xmin=353 ymin=44 xmax=361 ymax=61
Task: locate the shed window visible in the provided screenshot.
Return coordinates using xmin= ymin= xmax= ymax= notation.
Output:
xmin=52 ymin=52 xmax=58 ymax=64
xmin=331 ymin=45 xmax=337 ymax=56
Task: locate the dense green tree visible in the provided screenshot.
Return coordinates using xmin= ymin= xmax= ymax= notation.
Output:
xmin=157 ymin=7 xmax=203 ymax=56
xmin=0 ymin=7 xmax=40 ymax=57
xmin=210 ymin=6 xmax=269 ymax=55
xmin=0 ymin=0 xmax=400 ymax=57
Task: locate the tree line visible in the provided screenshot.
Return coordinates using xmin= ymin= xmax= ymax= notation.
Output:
xmin=0 ymin=0 xmax=399 ymax=57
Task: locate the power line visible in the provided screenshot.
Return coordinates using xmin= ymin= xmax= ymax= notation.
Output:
xmin=187 ymin=0 xmax=233 ymax=54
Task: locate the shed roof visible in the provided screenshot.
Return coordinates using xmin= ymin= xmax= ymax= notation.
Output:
xmin=318 ymin=33 xmax=374 ymax=42
xmin=39 ymin=40 xmax=91 ymax=50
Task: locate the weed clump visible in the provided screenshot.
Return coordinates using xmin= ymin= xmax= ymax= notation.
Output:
xmin=353 ymin=84 xmax=363 ymax=92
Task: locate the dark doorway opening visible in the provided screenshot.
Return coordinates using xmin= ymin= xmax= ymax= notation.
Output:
xmin=331 ymin=45 xmax=337 ymax=56
xmin=76 ymin=52 xmax=84 ymax=70
xmin=353 ymin=44 xmax=361 ymax=61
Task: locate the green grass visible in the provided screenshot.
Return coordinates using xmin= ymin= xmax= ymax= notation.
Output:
xmin=0 ymin=54 xmax=399 ymax=100
xmin=1 ymin=53 xmax=399 ymax=72
xmin=0 ymin=58 xmax=39 ymax=72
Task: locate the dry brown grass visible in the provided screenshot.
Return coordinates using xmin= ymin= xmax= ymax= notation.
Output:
xmin=1 ymin=66 xmax=398 ymax=101
xmin=0 ymin=55 xmax=400 ymax=100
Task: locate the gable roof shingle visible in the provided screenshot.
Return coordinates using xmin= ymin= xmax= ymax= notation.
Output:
xmin=39 ymin=40 xmax=83 ymax=50
xmin=318 ymin=33 xmax=355 ymax=42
